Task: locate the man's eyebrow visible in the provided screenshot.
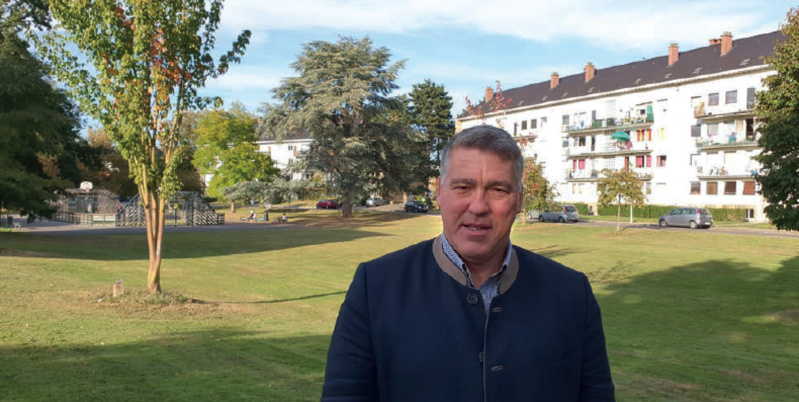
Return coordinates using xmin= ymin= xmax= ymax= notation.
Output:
xmin=448 ymin=178 xmax=476 ymax=186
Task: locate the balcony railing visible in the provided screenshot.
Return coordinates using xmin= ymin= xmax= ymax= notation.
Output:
xmin=563 ymin=116 xmax=655 ymax=134
xmin=696 ymin=135 xmax=758 ymax=150
xmin=695 ymin=165 xmax=760 ymax=180
xmin=565 ymin=168 xmax=653 ymax=181
xmin=567 ymin=142 xmax=653 ymax=158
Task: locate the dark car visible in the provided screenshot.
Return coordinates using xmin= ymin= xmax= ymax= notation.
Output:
xmin=658 ymin=207 xmax=713 ymax=229
xmin=316 ymin=199 xmax=339 ymax=209
xmin=404 ymin=200 xmax=428 ymax=213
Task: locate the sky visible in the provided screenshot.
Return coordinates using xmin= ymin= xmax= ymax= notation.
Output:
xmin=198 ymin=1 xmax=795 ymax=118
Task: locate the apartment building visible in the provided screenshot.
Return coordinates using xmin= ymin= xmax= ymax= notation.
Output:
xmin=255 ymin=131 xmax=312 ymax=181
xmin=456 ymin=30 xmax=783 ymax=222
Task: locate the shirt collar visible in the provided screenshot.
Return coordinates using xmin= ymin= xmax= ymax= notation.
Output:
xmin=441 ymin=234 xmax=513 ymax=275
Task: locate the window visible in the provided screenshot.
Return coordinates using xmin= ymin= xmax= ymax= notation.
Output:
xmin=690 ymin=153 xmax=700 ymax=166
xmin=578 ymin=137 xmax=586 ymax=146
xmin=708 ymin=123 xmax=719 ymax=137
xmin=724 ymin=181 xmax=737 ymax=195
xmin=746 ymin=209 xmax=755 ymax=220
xmin=288 ymin=145 xmax=295 ymax=151
xmin=562 ymin=115 xmax=569 ymax=125
xmin=747 ymin=88 xmax=756 ymax=109
xmin=540 ymin=117 xmax=547 ymax=128
xmin=530 ymin=119 xmax=537 ymax=129
xmin=658 ymin=128 xmax=667 ymax=141
xmin=513 ymin=122 xmax=518 ymax=136
xmin=707 ymin=182 xmax=718 ymax=195
xmin=691 ymin=125 xmax=701 ymax=137
xmin=578 ymin=159 xmax=586 ymax=170
xmin=743 ymin=181 xmax=756 ymax=195
xmin=520 ymin=120 xmax=527 ymax=131
xmin=635 ymin=156 xmax=644 ymax=168
xmin=708 ymin=92 xmax=719 ymax=106
xmin=646 ymin=155 xmax=652 ymax=167
xmin=562 ymin=139 xmax=569 ymax=148
xmin=690 ymin=182 xmax=700 ymax=195
xmin=726 ymin=90 xmax=738 ymax=104
xmin=657 ymin=155 xmax=667 ymax=167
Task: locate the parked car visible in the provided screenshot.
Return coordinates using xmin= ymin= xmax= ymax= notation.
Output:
xmin=365 ymin=197 xmax=387 ymax=207
xmin=536 ymin=205 xmax=580 ymax=223
xmin=658 ymin=207 xmax=713 ymax=229
xmin=316 ymin=199 xmax=339 ymax=209
xmin=404 ymin=200 xmax=428 ymax=213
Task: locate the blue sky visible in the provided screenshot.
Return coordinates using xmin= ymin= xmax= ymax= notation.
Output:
xmin=198 ymin=0 xmax=795 ymax=117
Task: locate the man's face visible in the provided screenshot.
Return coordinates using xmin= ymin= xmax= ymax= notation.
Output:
xmin=438 ymin=147 xmax=522 ymax=269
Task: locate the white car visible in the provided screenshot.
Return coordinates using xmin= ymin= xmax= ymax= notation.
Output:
xmin=531 ymin=205 xmax=580 ymax=223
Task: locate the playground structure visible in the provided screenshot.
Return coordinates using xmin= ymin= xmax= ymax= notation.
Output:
xmin=51 ymin=189 xmax=223 ymax=227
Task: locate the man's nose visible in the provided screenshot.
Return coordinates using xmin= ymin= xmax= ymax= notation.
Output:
xmin=467 ymin=191 xmax=490 ymax=215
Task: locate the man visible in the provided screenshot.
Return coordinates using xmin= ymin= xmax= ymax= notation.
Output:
xmin=322 ymin=125 xmax=614 ymax=401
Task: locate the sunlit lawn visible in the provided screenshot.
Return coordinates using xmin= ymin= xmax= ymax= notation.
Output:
xmin=1 ymin=210 xmax=797 ymax=401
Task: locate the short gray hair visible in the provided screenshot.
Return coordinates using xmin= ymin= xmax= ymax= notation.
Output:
xmin=440 ymin=125 xmax=524 ymax=191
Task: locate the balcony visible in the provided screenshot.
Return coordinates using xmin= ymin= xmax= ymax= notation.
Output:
xmin=565 ymin=168 xmax=653 ymax=182
xmin=514 ymin=130 xmax=538 ymax=141
xmin=566 ymin=142 xmax=653 ymax=158
xmin=695 ymin=108 xmax=756 ymax=122
xmin=695 ymin=165 xmax=759 ymax=180
xmin=563 ymin=116 xmax=654 ymax=135
xmin=696 ymin=135 xmax=759 ymax=151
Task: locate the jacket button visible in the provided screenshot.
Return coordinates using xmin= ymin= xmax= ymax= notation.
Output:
xmin=492 ymin=307 xmax=502 ymax=313
xmin=478 ymin=351 xmax=485 ymax=363
xmin=467 ymin=293 xmax=479 ymax=305
xmin=491 ymin=365 xmax=504 ymax=372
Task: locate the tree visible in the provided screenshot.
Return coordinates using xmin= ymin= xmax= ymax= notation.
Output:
xmin=0 ymin=5 xmax=99 ymax=219
xmin=262 ymin=36 xmax=422 ymax=218
xmin=754 ymin=7 xmax=799 ymax=231
xmin=597 ymin=168 xmax=646 ymax=233
xmin=521 ymin=157 xmax=558 ymax=217
xmin=193 ymin=105 xmax=280 ymax=211
xmin=408 ymin=79 xmax=455 ymax=180
xmin=83 ymin=127 xmax=139 ymax=199
xmin=38 ymin=0 xmax=250 ymax=293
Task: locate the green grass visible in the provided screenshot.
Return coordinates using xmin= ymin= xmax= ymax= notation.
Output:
xmin=1 ymin=213 xmax=798 ymax=401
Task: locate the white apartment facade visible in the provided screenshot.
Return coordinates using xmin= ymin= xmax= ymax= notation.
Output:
xmin=255 ymin=131 xmax=312 ymax=181
xmin=457 ymin=31 xmax=782 ymax=222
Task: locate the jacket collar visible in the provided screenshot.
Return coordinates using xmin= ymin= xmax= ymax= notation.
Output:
xmin=432 ymin=235 xmax=519 ymax=295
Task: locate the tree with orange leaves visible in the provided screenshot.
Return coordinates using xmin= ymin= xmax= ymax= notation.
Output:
xmin=36 ymin=0 xmax=250 ymax=293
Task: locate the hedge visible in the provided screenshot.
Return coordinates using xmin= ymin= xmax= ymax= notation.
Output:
xmin=586 ymin=204 xmax=749 ymax=222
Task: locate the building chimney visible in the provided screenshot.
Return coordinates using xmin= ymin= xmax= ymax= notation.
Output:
xmin=485 ymin=86 xmax=493 ymax=102
xmin=721 ymin=31 xmax=733 ymax=56
xmin=668 ymin=43 xmax=679 ymax=66
xmin=550 ymin=72 xmax=559 ymax=89
xmin=584 ymin=62 xmax=595 ymax=83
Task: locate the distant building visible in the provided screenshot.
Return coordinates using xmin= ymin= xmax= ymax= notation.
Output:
xmin=255 ymin=131 xmax=312 ymax=181
xmin=456 ymin=30 xmax=784 ymax=222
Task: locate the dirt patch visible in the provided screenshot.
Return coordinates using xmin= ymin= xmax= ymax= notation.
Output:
xmin=770 ymin=309 xmax=799 ymax=325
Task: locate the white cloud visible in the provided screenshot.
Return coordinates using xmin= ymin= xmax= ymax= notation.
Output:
xmin=220 ymin=0 xmax=789 ymax=50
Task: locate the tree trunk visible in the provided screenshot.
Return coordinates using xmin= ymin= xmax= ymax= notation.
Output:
xmin=230 ymin=201 xmax=236 ymax=214
xmin=143 ymin=191 xmax=165 ymax=294
xmin=616 ymin=195 xmax=622 ymax=233
xmin=341 ymin=202 xmax=353 ymax=218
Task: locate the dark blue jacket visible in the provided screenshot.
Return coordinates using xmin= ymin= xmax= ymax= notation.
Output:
xmin=322 ymin=237 xmax=614 ymax=402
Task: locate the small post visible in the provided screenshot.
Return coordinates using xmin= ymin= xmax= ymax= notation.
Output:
xmin=112 ymin=279 xmax=124 ymax=297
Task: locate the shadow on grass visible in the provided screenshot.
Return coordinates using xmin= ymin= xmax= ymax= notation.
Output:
xmin=0 ymin=227 xmax=389 ymax=261
xmin=220 ymin=291 xmax=348 ymax=304
xmin=598 ymin=254 xmax=799 ymax=401
xmin=0 ymin=328 xmax=330 ymax=401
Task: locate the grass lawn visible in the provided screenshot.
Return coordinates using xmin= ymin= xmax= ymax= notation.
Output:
xmin=1 ymin=211 xmax=798 ymax=401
